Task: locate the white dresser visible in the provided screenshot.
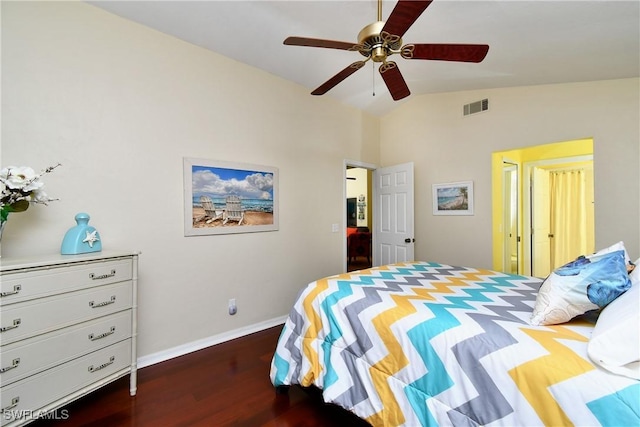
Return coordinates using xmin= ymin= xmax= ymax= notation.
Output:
xmin=0 ymin=251 xmax=138 ymax=426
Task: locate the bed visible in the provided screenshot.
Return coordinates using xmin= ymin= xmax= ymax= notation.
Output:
xmin=270 ymin=254 xmax=639 ymax=426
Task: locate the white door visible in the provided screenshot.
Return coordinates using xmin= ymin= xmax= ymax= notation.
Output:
xmin=373 ymin=162 xmax=414 ymax=266
xmin=531 ymin=167 xmax=551 ymax=277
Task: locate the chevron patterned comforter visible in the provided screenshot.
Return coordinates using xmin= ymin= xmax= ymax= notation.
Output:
xmin=270 ymin=262 xmax=640 ymax=426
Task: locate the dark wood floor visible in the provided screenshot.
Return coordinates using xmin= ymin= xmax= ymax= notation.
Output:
xmin=34 ymin=325 xmax=371 ymax=427
xmin=347 ymin=257 xmax=372 ymax=272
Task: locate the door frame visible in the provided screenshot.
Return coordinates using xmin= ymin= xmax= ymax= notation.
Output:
xmin=502 ymin=159 xmax=519 ymax=274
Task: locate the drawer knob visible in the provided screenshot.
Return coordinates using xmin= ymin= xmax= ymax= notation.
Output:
xmin=88 ymin=356 xmax=115 ymax=373
xmin=89 ymin=326 xmax=116 ymax=341
xmin=89 ymin=296 xmax=116 ymax=308
xmin=0 ymin=358 xmax=20 ymax=373
xmin=0 ymin=284 xmax=22 ymax=297
xmin=0 ymin=318 xmax=21 ymax=333
xmin=1 ymin=396 xmax=19 ymax=413
xmin=90 ymin=269 xmax=116 ymax=280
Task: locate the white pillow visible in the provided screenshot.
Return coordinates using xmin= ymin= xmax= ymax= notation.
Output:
xmin=530 ymin=249 xmax=631 ymax=326
xmin=588 ymin=277 xmax=640 ymax=380
xmin=593 ymin=241 xmax=631 ymax=266
xmin=631 ymin=257 xmax=640 ymax=286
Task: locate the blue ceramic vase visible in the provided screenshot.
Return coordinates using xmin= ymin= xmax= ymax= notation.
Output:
xmin=61 ymin=213 xmax=102 ymax=254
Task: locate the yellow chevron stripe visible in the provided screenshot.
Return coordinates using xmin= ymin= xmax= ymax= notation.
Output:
xmin=510 ymin=322 xmax=593 ymax=426
xmin=300 ymin=268 xmax=394 ymax=385
xmin=300 ymin=268 xmax=391 ymax=385
xmin=300 ymin=277 xmax=330 ymax=386
xmin=366 ymin=271 xmax=487 ymax=426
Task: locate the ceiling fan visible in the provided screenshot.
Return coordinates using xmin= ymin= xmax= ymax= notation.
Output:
xmin=284 ymin=0 xmax=489 ymax=101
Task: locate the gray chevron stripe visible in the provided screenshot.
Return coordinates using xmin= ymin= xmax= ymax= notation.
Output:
xmin=449 ymin=312 xmax=517 ymax=425
xmin=481 ymin=280 xmax=541 ymax=323
xmin=446 ymin=278 xmax=542 ymax=424
xmin=282 ymin=307 xmax=307 ymax=382
xmin=332 ymin=266 xmax=475 ymax=410
xmin=333 ymin=285 xmax=400 ymax=407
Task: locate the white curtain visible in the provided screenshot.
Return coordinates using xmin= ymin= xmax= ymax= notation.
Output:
xmin=549 ymin=169 xmax=587 ymax=268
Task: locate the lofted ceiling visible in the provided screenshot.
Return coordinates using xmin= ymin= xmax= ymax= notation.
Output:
xmin=89 ymin=0 xmax=640 ymax=116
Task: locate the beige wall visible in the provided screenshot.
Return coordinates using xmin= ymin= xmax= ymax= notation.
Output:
xmin=1 ymin=2 xmax=379 ymax=361
xmin=380 ymin=78 xmax=640 ymax=268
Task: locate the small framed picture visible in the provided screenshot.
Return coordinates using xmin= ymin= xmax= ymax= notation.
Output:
xmin=432 ymin=181 xmax=474 ymax=215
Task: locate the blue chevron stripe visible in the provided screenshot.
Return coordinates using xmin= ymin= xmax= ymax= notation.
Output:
xmin=445 ymin=277 xmax=542 ymax=424
xmin=405 ymin=303 xmax=461 ymax=426
xmin=587 ymin=383 xmax=640 ymax=426
xmin=271 ymin=263 xmax=639 ymax=427
xmin=333 ymin=280 xmax=416 ymax=407
xmin=271 ymin=325 xmax=291 ymax=385
xmin=405 ymin=277 xmax=528 ymax=424
xmin=330 ymin=264 xmax=454 ymax=409
xmin=320 ymin=281 xmax=355 ymax=388
xmin=272 ymin=352 xmax=291 ymax=385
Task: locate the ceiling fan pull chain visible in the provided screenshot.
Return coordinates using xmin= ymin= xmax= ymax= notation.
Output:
xmin=372 ymin=61 xmax=376 ymax=96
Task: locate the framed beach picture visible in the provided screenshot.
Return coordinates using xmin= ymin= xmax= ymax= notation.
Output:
xmin=183 ymin=158 xmax=279 ymax=236
xmin=432 ymin=181 xmax=474 ymax=215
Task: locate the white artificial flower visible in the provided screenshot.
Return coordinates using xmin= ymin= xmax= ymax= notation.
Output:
xmin=1 ymin=166 xmax=40 ymax=190
xmin=31 ymin=188 xmax=52 ymax=204
xmin=0 ymin=163 xmax=60 ymax=211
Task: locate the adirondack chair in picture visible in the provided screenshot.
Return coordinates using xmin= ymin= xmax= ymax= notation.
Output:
xmin=199 ymin=195 xmax=224 ymax=224
xmin=223 ymin=195 xmax=244 ymax=225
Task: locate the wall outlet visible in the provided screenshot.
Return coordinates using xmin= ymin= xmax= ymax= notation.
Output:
xmin=228 ymin=298 xmax=237 ymax=315
xmin=331 ymin=223 xmax=339 ymax=233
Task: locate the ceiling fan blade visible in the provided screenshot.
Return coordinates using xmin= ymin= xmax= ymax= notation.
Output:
xmin=401 ymin=43 xmax=489 ymax=62
xmin=382 ymin=1 xmax=433 ymax=40
xmin=379 ymin=62 xmax=410 ymax=101
xmin=284 ymin=36 xmax=358 ymax=51
xmin=311 ymin=61 xmax=366 ymax=96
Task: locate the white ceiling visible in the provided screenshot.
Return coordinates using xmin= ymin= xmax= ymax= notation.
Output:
xmin=89 ymin=0 xmax=640 ymax=116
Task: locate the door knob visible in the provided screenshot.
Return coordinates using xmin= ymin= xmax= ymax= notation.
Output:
xmin=405 ymin=238 xmax=415 ymax=243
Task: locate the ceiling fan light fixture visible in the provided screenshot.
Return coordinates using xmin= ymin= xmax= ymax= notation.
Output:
xmin=357 ymin=22 xmax=403 ymax=60
xmin=371 ymin=46 xmax=387 ymax=62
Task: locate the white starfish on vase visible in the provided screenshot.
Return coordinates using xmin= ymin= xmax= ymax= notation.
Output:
xmin=83 ymin=230 xmax=99 ymax=247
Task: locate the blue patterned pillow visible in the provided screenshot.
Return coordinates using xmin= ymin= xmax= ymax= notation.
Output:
xmin=530 ymin=250 xmax=632 ymax=326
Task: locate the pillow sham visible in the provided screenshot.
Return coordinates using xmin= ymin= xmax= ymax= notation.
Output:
xmin=593 ymin=241 xmax=632 ymax=268
xmin=588 ymin=278 xmax=640 ymax=380
xmin=530 ymin=249 xmax=631 ymax=326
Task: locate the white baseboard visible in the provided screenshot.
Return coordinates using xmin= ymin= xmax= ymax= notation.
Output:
xmin=137 ymin=315 xmax=288 ymax=369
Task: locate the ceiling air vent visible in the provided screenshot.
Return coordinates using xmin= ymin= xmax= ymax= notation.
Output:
xmin=463 ymin=98 xmax=489 ymax=116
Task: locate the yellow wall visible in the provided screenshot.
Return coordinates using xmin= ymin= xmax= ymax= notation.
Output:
xmin=492 ymin=138 xmax=594 ymax=272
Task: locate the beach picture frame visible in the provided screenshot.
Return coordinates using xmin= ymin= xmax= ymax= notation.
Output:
xmin=432 ymin=181 xmax=474 ymax=215
xmin=183 ymin=158 xmax=278 ymax=236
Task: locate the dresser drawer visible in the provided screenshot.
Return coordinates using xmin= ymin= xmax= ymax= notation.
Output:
xmin=1 ymin=310 xmax=132 ymax=386
xmin=0 ymin=282 xmax=132 ymax=346
xmin=1 ymin=258 xmax=132 ymax=306
xmin=1 ymin=339 xmax=131 ymax=426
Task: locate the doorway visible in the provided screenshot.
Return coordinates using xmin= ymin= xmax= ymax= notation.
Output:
xmin=344 ymin=160 xmax=415 ymax=272
xmin=526 ymin=157 xmax=594 ymax=276
xmin=346 ymin=165 xmax=373 ymax=272
xmin=502 ymin=161 xmax=519 ymax=274
xmin=491 ymin=138 xmax=594 ymax=276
